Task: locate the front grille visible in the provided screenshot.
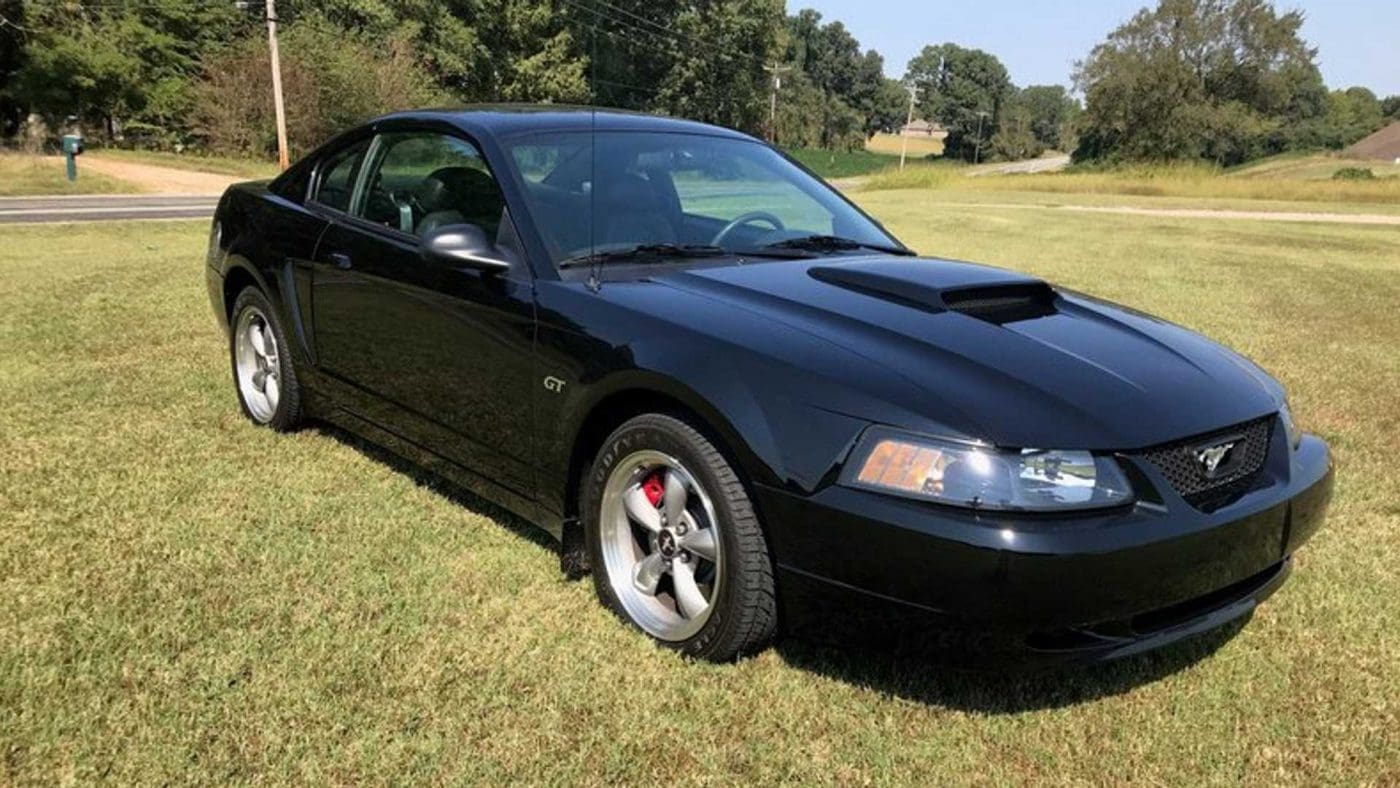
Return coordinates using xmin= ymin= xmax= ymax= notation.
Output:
xmin=1140 ymin=417 xmax=1273 ymax=509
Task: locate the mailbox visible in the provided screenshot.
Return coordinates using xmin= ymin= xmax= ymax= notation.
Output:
xmin=61 ymin=133 xmax=84 ymax=182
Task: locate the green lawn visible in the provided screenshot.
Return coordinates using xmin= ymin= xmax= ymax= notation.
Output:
xmin=785 ymin=146 xmax=911 ymax=178
xmin=0 ymin=153 xmax=139 ymax=196
xmin=2 ymin=201 xmax=1398 ymax=783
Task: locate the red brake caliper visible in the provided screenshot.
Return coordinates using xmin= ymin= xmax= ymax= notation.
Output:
xmin=641 ymin=471 xmax=666 ymax=508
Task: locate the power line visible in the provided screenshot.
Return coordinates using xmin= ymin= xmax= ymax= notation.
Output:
xmin=558 ymin=0 xmax=768 ymax=71
xmin=587 ymin=0 xmax=767 ymax=68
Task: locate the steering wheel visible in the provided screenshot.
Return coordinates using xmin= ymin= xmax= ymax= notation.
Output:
xmin=711 ymin=211 xmax=786 ymax=247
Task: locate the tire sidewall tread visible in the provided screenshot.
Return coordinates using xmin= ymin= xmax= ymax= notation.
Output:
xmin=582 ymin=413 xmax=777 ymax=661
xmin=229 ymin=287 xmax=302 ymax=432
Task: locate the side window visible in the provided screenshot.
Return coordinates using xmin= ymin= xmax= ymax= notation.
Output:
xmin=271 ymin=163 xmax=311 ymax=203
xmin=357 ymin=132 xmax=505 ymax=240
xmin=314 ymin=139 xmax=369 ymax=212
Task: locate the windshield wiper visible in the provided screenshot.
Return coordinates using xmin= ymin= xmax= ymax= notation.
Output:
xmin=758 ymin=234 xmax=915 ymax=256
xmin=558 ymin=243 xmax=726 ymax=268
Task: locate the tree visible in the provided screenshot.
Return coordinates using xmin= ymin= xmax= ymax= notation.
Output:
xmin=865 ymin=77 xmax=910 ymax=136
xmin=194 ymin=15 xmax=446 ymax=158
xmin=0 ymin=0 xmax=24 ymax=137
xmin=1290 ymin=86 xmax=1386 ymax=150
xmin=780 ymin=9 xmax=891 ymax=148
xmin=1380 ymin=95 xmax=1400 ymax=121
xmin=655 ymin=0 xmax=782 ymax=133
xmin=852 ymin=53 xmax=907 ymax=138
xmin=1073 ymin=0 xmax=1327 ymax=165
xmin=12 ymin=0 xmax=248 ymax=143
xmin=288 ymin=0 xmax=588 ymax=105
xmin=569 ymin=0 xmax=780 ymax=136
xmin=1016 ymin=84 xmax=1079 ymax=150
xmin=988 ymin=94 xmax=1044 ymax=162
xmin=905 ymin=43 xmax=1012 ymax=162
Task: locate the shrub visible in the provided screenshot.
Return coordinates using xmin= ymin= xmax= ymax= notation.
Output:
xmin=1332 ymin=167 xmax=1376 ymax=181
xmin=193 ymin=16 xmax=445 ymax=160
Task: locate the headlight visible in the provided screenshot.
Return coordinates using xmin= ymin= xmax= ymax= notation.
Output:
xmin=1280 ymin=401 xmax=1302 ymax=450
xmin=844 ymin=428 xmax=1134 ymax=512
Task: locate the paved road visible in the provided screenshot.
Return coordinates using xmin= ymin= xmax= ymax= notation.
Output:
xmin=968 ymin=154 xmax=1072 ymax=176
xmin=0 ymin=194 xmax=219 ymax=224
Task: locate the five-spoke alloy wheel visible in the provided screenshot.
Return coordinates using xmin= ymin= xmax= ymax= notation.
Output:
xmin=599 ymin=450 xmax=723 ymax=641
xmin=584 ymin=414 xmax=777 ymax=661
xmin=229 ymin=287 xmax=301 ymax=431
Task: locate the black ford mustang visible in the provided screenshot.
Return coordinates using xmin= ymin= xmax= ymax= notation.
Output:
xmin=206 ymin=106 xmax=1333 ymax=663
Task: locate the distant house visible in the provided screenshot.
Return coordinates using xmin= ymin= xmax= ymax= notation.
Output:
xmin=900 ymin=119 xmax=947 ymax=139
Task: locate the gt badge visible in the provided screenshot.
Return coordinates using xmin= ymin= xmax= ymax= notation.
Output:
xmin=543 ymin=376 xmax=566 ymax=393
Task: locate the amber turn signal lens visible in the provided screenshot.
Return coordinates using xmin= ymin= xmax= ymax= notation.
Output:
xmin=854 ymin=438 xmax=949 ymax=496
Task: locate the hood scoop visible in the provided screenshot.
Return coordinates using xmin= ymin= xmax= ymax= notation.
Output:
xmin=942 ymin=283 xmax=1057 ymax=324
xmin=809 ymin=260 xmax=1058 ymax=324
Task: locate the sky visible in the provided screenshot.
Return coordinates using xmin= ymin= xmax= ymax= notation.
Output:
xmin=796 ymin=0 xmax=1400 ymax=97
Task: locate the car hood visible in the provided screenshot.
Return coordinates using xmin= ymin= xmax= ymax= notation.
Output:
xmin=652 ymin=255 xmax=1282 ymax=450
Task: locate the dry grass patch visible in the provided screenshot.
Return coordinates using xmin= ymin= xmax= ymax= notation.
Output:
xmin=866 ymin=131 xmax=945 ymax=158
xmin=863 ymin=160 xmax=1400 ymax=205
xmin=0 ymin=153 xmax=140 ymax=196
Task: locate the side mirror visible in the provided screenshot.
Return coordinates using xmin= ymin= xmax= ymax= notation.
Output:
xmin=421 ymin=223 xmax=511 ymax=274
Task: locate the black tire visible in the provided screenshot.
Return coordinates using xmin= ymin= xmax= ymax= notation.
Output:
xmin=229 ymin=286 xmax=303 ymax=431
xmin=582 ymin=413 xmax=777 ymax=660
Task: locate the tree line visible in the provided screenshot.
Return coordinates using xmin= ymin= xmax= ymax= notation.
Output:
xmin=0 ymin=0 xmax=1394 ymax=166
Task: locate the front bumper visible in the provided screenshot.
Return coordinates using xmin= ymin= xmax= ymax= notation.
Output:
xmin=757 ymin=431 xmax=1333 ymax=662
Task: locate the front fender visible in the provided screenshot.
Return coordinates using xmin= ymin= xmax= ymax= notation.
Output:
xmin=535 ymin=281 xmax=872 ymax=523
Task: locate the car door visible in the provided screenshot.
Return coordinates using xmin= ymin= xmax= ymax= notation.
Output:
xmin=310 ymin=129 xmax=536 ymax=497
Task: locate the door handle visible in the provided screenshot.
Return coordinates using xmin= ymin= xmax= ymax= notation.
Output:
xmin=329 ymin=252 xmax=353 ymax=270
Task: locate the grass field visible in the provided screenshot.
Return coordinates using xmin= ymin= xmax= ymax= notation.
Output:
xmin=865 ymin=131 xmax=946 ymax=158
xmin=785 ymin=146 xmax=909 ymax=178
xmin=1229 ymin=151 xmax=1400 ymax=180
xmin=863 ymin=161 xmax=1400 ymax=205
xmin=2 ymin=200 xmax=1398 ymax=783
xmin=0 ymin=153 xmax=139 ymax=196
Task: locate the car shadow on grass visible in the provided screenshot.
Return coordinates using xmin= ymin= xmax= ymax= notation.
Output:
xmin=309 ymin=419 xmax=1245 ymax=712
xmin=774 ymin=617 xmax=1248 ymax=713
xmin=309 ymin=420 xmax=557 ymax=554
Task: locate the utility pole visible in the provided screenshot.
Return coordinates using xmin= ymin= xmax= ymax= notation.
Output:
xmin=764 ymin=64 xmax=790 ymax=144
xmin=265 ymin=0 xmax=290 ymax=170
xmin=899 ymin=84 xmax=920 ymax=170
xmin=973 ymin=110 xmax=990 ymax=165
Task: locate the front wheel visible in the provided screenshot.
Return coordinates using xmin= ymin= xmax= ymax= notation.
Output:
xmin=583 ymin=413 xmax=777 ymax=661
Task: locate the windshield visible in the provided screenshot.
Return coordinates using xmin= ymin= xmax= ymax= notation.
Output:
xmin=504 ymin=130 xmax=903 ymax=266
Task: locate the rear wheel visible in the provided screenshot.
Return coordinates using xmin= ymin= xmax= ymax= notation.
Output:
xmin=583 ymin=413 xmax=777 ymax=660
xmin=229 ymin=287 xmax=302 ymax=431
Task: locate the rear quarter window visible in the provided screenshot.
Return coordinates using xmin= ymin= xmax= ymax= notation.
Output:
xmin=314 ymin=140 xmax=369 ymax=212
xmin=270 ymin=165 xmax=311 ymax=203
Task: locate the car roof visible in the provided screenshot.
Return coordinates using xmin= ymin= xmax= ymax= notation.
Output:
xmin=374 ymin=104 xmax=757 ymax=142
